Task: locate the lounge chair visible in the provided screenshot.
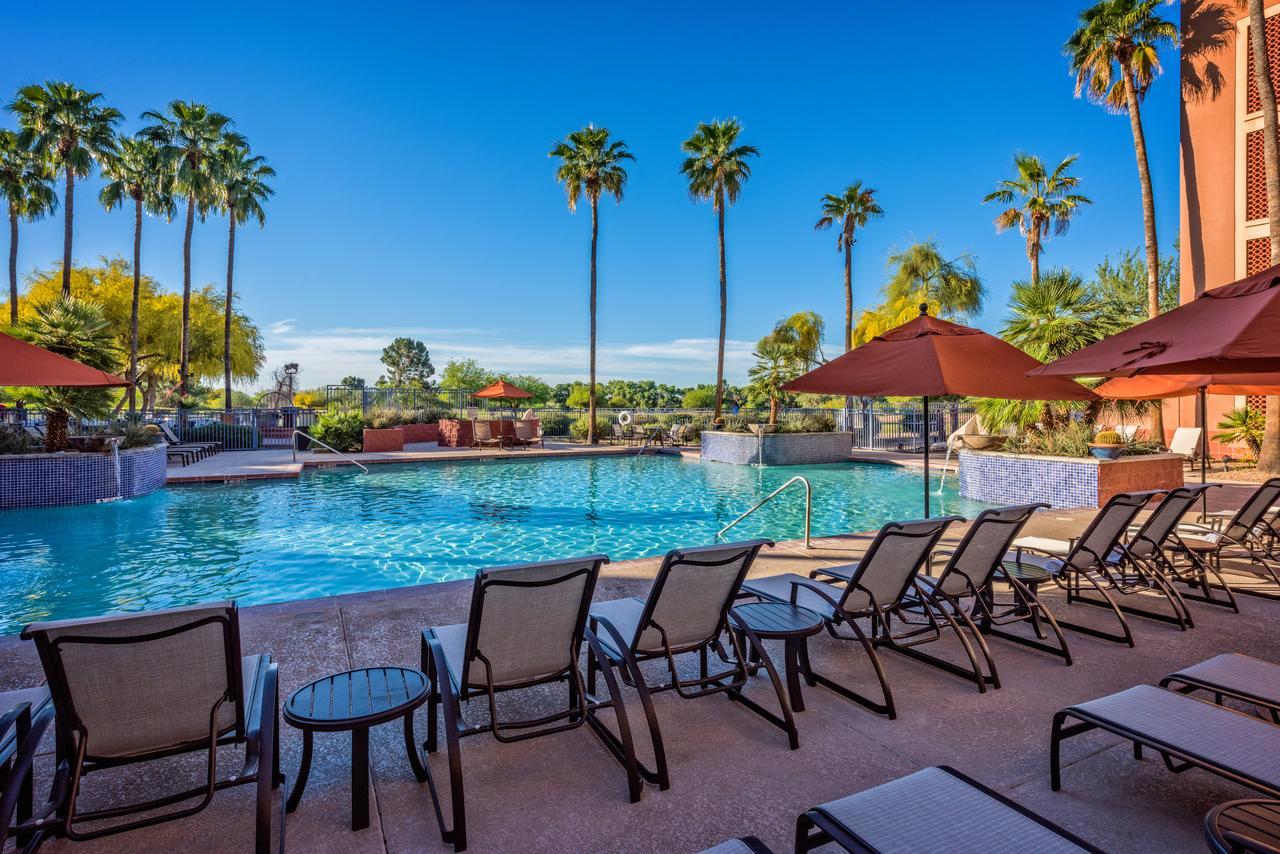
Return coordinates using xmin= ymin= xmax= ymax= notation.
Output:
xmin=1007 ymin=490 xmax=1164 ymax=647
xmin=1176 ymin=477 xmax=1280 ymax=601
xmin=668 ymin=423 xmax=688 ymax=446
xmin=159 ymin=422 xmax=221 ymax=458
xmin=742 ymin=516 xmax=961 ymax=719
xmin=471 ymin=421 xmax=504 ymax=450
xmin=814 ymin=503 xmax=1063 ymax=686
xmin=20 ymin=602 xmax=282 ymax=852
xmin=420 ymin=555 xmax=611 ymax=852
xmin=1169 ymin=426 xmax=1203 ymax=466
xmin=0 ymin=688 xmax=59 ymax=851
xmin=796 ymin=766 xmax=1102 ymax=853
xmin=513 ymin=419 xmax=543 ymax=448
xmin=584 ymin=540 xmax=782 ymax=795
xmin=1160 ymin=653 xmax=1280 ymax=723
xmin=1204 ymin=799 xmax=1280 ymax=854
xmin=609 ymin=422 xmax=631 ymax=446
xmin=1050 ymin=684 xmax=1280 ymax=799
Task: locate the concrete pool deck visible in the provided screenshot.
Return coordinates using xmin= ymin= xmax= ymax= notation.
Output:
xmin=2 ymin=506 xmax=1278 ymax=853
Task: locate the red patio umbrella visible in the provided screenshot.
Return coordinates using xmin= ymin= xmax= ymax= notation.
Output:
xmin=472 ymin=379 xmax=533 ymax=400
xmin=783 ymin=306 xmax=1097 ymax=516
xmin=0 ymin=331 xmax=130 ymax=387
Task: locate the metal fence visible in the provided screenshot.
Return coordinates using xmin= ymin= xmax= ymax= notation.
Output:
xmin=836 ymin=402 xmax=975 ymax=451
xmin=14 ymin=408 xmax=323 ymax=452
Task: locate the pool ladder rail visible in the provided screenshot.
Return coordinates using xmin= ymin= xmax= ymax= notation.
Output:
xmin=291 ymin=430 xmax=370 ymax=474
xmin=717 ymin=475 xmax=812 ymax=549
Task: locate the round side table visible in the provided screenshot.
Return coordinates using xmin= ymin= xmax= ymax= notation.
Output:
xmin=1205 ymin=799 xmax=1280 ymax=854
xmin=284 ymin=666 xmax=429 ymax=831
xmin=730 ymin=601 xmax=824 ymax=713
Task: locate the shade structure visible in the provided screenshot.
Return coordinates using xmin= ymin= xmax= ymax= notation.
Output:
xmin=472 ymin=380 xmax=532 ymax=399
xmin=1031 ymin=264 xmax=1280 ymax=379
xmin=0 ymin=331 xmax=129 ymax=388
xmin=782 ymin=307 xmax=1097 ymax=516
xmin=1094 ymin=373 xmax=1280 ymax=400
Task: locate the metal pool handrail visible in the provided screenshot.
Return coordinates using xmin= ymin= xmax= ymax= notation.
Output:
xmin=292 ymin=430 xmax=370 ymax=474
xmin=717 ymin=475 xmax=812 ymax=549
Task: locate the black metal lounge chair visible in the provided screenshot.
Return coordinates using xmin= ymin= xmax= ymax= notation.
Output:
xmin=813 ymin=503 xmax=1056 ymax=689
xmin=1125 ymin=484 xmax=1241 ymax=613
xmin=1008 ymin=490 xmax=1165 ymax=647
xmin=742 ymin=516 xmax=961 ymax=719
xmin=1176 ymin=477 xmax=1280 ymax=601
xmin=1161 ymin=653 xmax=1280 ymax=723
xmin=1204 ymin=799 xmax=1280 ymax=854
xmin=0 ymin=689 xmax=60 ymax=852
xmin=1051 ymin=684 xmax=1280 ymax=798
xmin=584 ymin=540 xmax=781 ymax=795
xmin=420 ymin=555 xmax=611 ymax=852
xmin=698 ymin=837 xmax=776 ymax=854
xmin=21 ymin=602 xmax=283 ymax=853
xmin=158 ymin=422 xmax=221 ymax=458
xmin=796 ymin=765 xmax=1103 ymax=853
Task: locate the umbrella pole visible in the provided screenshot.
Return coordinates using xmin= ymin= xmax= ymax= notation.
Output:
xmin=923 ymin=395 xmax=930 ymax=518
xmin=1199 ymin=386 xmax=1208 ymax=520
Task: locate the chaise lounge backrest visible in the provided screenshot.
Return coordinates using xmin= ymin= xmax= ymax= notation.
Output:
xmin=934 ymin=504 xmax=1046 ymax=597
xmin=1060 ymin=491 xmax=1161 ymax=573
xmin=1221 ymin=478 xmax=1280 ymax=544
xmin=1127 ymin=485 xmax=1213 ymax=560
xmin=841 ymin=517 xmax=962 ymax=611
xmin=629 ymin=540 xmax=772 ymax=655
xmin=22 ymin=602 xmax=245 ymax=762
xmin=459 ymin=556 xmax=606 ymax=690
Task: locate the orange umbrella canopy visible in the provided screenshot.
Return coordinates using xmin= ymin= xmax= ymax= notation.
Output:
xmin=782 ymin=309 xmax=1097 ymax=400
xmin=0 ymin=331 xmax=129 ymax=388
xmin=473 ymin=379 xmax=532 ymax=399
xmin=1095 ymin=373 xmax=1280 ymax=400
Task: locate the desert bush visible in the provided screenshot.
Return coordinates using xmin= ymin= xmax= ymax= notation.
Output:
xmin=0 ymin=426 xmax=37 ymax=455
xmin=179 ymin=423 xmax=257 ymax=447
xmin=539 ymin=412 xmax=572 ymax=436
xmin=308 ymin=409 xmax=364 ymax=452
xmin=569 ymin=415 xmax=613 ymax=442
xmin=1004 ymin=422 xmax=1094 ymax=458
xmin=777 ymin=412 xmax=835 ymax=433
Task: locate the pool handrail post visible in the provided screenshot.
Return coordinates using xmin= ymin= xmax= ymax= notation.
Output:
xmin=291 ymin=429 xmax=370 ymax=474
xmin=717 ymin=475 xmax=812 ymax=549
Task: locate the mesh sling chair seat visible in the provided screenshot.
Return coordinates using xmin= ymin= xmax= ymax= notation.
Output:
xmin=1 ymin=690 xmax=62 ymax=853
xmin=420 ymin=555 xmax=610 ymax=853
xmin=1007 ymin=490 xmax=1166 ymax=647
xmin=812 ymin=504 xmax=1060 ymax=690
xmin=471 ymin=421 xmax=504 ymax=449
xmin=584 ymin=540 xmax=779 ymax=795
xmin=1125 ymin=484 xmax=1241 ymax=614
xmin=795 ymin=765 xmax=1102 ymax=854
xmin=742 ymin=517 xmax=961 ymax=720
xmin=1050 ymin=684 xmax=1280 ymax=798
xmin=1175 ymin=477 xmax=1280 ymax=602
xmin=20 ymin=602 xmax=283 ymax=853
xmin=1161 ymin=653 xmax=1280 ymax=723
xmin=698 ymin=836 xmax=776 ymax=854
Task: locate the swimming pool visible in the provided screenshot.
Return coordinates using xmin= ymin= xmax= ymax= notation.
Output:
xmin=0 ymin=455 xmax=989 ymax=632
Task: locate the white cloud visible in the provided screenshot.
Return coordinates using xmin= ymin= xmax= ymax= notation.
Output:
xmin=268 ymin=318 xmax=296 ymax=335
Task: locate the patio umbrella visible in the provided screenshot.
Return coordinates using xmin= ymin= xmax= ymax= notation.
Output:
xmin=0 ymin=331 xmax=129 ymax=387
xmin=472 ymin=379 xmax=532 ymax=415
xmin=782 ymin=305 xmax=1098 ymax=516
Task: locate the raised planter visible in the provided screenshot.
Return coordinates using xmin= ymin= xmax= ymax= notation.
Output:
xmin=362 ymin=428 xmax=404 ymax=453
xmin=399 ymin=422 xmax=439 ymax=444
xmin=700 ymin=431 xmax=852 ymax=466
xmin=958 ymin=449 xmax=1185 ymax=509
xmin=0 ymin=444 xmax=167 ymax=509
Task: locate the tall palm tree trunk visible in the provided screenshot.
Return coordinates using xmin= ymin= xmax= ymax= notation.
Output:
xmin=8 ymin=206 xmax=17 ymax=325
xmin=1123 ymin=66 xmax=1164 ymax=442
xmin=843 ymin=239 xmax=853 ymax=352
xmin=587 ymin=197 xmax=599 ymax=445
xmin=224 ymin=212 xmax=236 ymax=411
xmin=1028 ymin=234 xmax=1041 ymax=286
xmin=714 ymin=192 xmax=727 ymax=426
xmin=180 ymin=194 xmax=195 ymax=398
xmin=1250 ymin=0 xmax=1280 ymax=475
xmin=130 ymin=196 xmax=142 ymax=415
xmin=61 ymin=169 xmax=74 ymax=298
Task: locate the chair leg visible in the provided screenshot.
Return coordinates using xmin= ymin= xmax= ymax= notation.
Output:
xmin=422 ymin=639 xmax=467 ymax=851
xmin=255 ymin=663 xmax=280 ymax=854
xmin=582 ymin=630 xmax=643 ymax=803
xmin=809 ymin=614 xmax=897 ymax=719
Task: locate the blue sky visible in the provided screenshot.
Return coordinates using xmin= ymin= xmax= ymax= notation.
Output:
xmin=3 ymin=1 xmax=1179 ymax=389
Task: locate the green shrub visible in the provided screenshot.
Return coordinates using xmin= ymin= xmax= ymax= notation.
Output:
xmin=116 ymin=422 xmax=159 ymax=449
xmin=1004 ymin=422 xmax=1094 ymax=458
xmin=722 ymin=415 xmax=751 ymax=433
xmin=0 ymin=426 xmax=36 ymax=455
xmin=1216 ymin=407 xmax=1265 ymax=456
xmin=682 ymin=416 xmax=713 ymax=445
xmin=569 ymin=415 xmax=612 ymax=442
xmin=363 ymin=406 xmax=408 ymax=429
xmin=308 ymin=409 xmax=364 ymax=452
xmin=539 ymin=412 xmax=572 ymax=436
xmin=409 ymin=407 xmax=450 ymax=424
xmin=777 ymin=412 xmax=835 ymax=433
xmin=179 ymin=423 xmax=257 ymax=447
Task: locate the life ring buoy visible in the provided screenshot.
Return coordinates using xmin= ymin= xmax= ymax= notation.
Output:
xmin=617 ymin=411 xmax=633 ymax=426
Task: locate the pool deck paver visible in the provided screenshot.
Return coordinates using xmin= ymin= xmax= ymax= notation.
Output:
xmin=3 ymin=507 xmax=1280 ymax=853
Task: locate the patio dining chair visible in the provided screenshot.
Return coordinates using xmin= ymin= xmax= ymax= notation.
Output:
xmin=420 ymin=555 xmax=612 ymax=852
xmin=584 ymin=540 xmax=778 ymax=795
xmin=1175 ymin=477 xmax=1280 ymax=601
xmin=742 ymin=516 xmax=961 ymax=719
xmin=1007 ymin=490 xmax=1164 ymax=647
xmin=20 ymin=602 xmax=283 ymax=853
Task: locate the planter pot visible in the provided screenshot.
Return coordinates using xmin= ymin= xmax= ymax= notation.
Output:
xmin=959 ymin=434 xmax=1006 ymax=452
xmin=958 ymin=449 xmax=1184 ymax=509
xmin=362 ymin=428 xmax=404 ymax=453
xmin=749 ymin=423 xmax=778 ymax=436
xmin=1088 ymin=444 xmax=1124 ymax=460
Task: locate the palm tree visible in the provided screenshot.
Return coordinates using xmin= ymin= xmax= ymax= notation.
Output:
xmin=814 ymin=182 xmax=883 ymax=352
xmin=983 ymin=153 xmax=1091 ymax=285
xmin=1065 ymin=0 xmax=1177 ymax=320
xmin=549 ymin=126 xmax=633 ymax=444
xmin=99 ymin=136 xmax=174 ymax=413
xmin=212 ymin=140 xmax=274 ymax=410
xmin=141 ymin=101 xmax=243 ymax=396
xmin=0 ymin=130 xmax=57 ymax=324
xmin=853 ymin=240 xmax=986 ymax=344
xmin=747 ymin=341 xmax=799 ymax=425
xmin=680 ymin=119 xmax=759 ymax=425
xmin=9 ymin=82 xmax=121 ymax=298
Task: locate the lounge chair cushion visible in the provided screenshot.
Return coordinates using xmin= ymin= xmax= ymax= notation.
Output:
xmin=742 ymin=573 xmax=869 ymax=617
xmin=589 ymin=597 xmax=650 ymax=657
xmin=1012 ymin=536 xmax=1072 ymax=557
xmin=1066 ymin=685 xmax=1280 ymax=792
xmin=810 ymin=766 xmax=1093 ymax=853
xmin=1167 ymin=653 xmax=1280 ymax=709
xmin=0 ymin=686 xmax=52 ymax=761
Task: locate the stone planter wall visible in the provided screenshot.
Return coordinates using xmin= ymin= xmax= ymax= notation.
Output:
xmin=362 ymin=428 xmax=404 ymax=453
xmin=958 ymin=449 xmax=1185 ymax=509
xmin=0 ymin=444 xmax=167 ymax=509
xmin=700 ymin=431 xmax=853 ymax=466
xmin=399 ymin=423 xmax=439 ymax=444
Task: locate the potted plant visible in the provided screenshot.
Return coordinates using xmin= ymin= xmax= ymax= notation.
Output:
xmin=1088 ymin=429 xmax=1125 ymax=460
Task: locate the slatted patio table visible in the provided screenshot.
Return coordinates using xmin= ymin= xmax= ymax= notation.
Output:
xmin=730 ymin=601 xmax=824 ymax=714
xmin=1204 ymin=799 xmax=1280 ymax=853
xmin=284 ymin=666 xmax=429 ymax=831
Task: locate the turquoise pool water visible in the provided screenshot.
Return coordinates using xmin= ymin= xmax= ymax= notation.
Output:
xmin=0 ymin=456 xmax=988 ymax=632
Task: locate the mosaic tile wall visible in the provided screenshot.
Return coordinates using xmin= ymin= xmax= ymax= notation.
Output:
xmin=958 ymin=450 xmax=1098 ymax=509
xmin=701 ymin=431 xmax=853 ymax=466
xmin=0 ymin=445 xmax=167 ymax=509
